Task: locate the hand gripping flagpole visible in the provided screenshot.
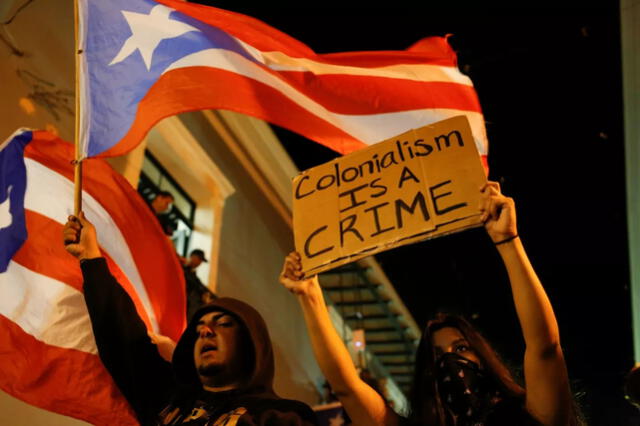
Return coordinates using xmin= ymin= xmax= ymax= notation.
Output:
xmin=73 ymin=0 xmax=83 ymax=216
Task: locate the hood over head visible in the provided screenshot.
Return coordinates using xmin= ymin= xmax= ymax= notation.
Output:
xmin=172 ymin=298 xmax=275 ymax=394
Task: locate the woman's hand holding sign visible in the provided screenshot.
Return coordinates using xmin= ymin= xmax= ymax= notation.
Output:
xmin=279 ymin=252 xmax=320 ymax=297
xmin=479 ymin=181 xmax=518 ymax=245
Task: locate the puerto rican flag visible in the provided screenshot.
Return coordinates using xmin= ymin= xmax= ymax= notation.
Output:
xmin=77 ymin=0 xmax=488 ymax=165
xmin=0 ymin=130 xmax=186 ymax=425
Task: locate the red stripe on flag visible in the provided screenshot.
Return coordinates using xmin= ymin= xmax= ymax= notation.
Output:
xmin=158 ymin=1 xmax=458 ymax=67
xmin=13 ymin=210 xmax=83 ymax=292
xmin=158 ymin=0 xmax=316 ymax=58
xmin=0 ymin=315 xmax=137 ymax=425
xmin=313 ymin=50 xmax=457 ymax=68
xmin=316 ymin=37 xmax=459 ymax=67
xmin=24 ymin=135 xmax=186 ymax=341
xmin=12 ymin=210 xmax=156 ymax=333
xmin=102 ymin=67 xmax=368 ymax=158
xmin=274 ymin=73 xmax=482 ymax=114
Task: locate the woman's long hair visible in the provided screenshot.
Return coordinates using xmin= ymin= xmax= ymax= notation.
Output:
xmin=407 ymin=313 xmax=586 ymax=426
xmin=408 ymin=313 xmax=525 ymax=426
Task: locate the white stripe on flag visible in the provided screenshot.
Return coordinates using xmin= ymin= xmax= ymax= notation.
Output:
xmin=333 ymin=108 xmax=488 ymax=151
xmin=233 ymin=37 xmax=473 ymax=85
xmin=164 ymin=48 xmax=487 ymax=153
xmin=0 ymin=261 xmax=97 ymax=354
xmin=23 ymin=158 xmax=159 ymax=332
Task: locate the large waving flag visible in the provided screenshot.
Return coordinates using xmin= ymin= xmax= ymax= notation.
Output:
xmin=77 ymin=0 xmax=487 ymax=165
xmin=0 ymin=130 xmax=186 ymax=425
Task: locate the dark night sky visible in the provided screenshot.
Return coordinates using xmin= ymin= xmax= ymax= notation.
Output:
xmin=196 ymin=2 xmax=633 ymax=423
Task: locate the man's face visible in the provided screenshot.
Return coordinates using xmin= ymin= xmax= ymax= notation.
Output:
xmin=152 ymin=195 xmax=173 ymax=214
xmin=193 ymin=311 xmax=244 ymax=382
xmin=189 ymin=254 xmax=204 ymax=269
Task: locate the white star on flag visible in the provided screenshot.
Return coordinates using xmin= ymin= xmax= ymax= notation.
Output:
xmin=109 ymin=4 xmax=200 ymax=70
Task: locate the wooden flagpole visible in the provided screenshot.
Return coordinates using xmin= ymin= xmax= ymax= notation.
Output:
xmin=73 ymin=0 xmax=82 ymax=216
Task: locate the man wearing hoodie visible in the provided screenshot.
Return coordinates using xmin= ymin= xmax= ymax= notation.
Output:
xmin=63 ymin=213 xmax=318 ymax=426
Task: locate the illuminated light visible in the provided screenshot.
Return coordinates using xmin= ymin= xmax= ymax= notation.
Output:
xmin=19 ymin=97 xmax=36 ymax=115
xmin=352 ymin=328 xmax=365 ymax=352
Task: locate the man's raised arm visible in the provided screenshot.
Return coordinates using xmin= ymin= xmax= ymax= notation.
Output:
xmin=63 ymin=212 xmax=175 ymax=424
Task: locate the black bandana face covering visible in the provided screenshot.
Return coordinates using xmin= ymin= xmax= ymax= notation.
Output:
xmin=436 ymin=352 xmax=496 ymax=424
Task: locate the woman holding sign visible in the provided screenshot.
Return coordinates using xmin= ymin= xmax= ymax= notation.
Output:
xmin=280 ymin=182 xmax=580 ymax=426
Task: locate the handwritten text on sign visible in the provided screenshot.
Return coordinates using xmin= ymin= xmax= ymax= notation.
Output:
xmin=293 ymin=116 xmax=487 ymax=275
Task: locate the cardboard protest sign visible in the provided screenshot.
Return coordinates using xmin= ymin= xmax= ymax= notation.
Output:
xmin=293 ymin=116 xmax=487 ymax=275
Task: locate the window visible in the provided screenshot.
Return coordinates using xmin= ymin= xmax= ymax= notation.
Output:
xmin=138 ymin=152 xmax=196 ymax=256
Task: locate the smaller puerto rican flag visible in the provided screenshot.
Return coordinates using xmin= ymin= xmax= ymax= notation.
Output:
xmin=78 ymin=0 xmax=488 ymax=166
xmin=0 ymin=129 xmax=186 ymax=425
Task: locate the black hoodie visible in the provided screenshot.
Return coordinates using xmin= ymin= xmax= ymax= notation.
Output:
xmin=82 ymin=258 xmax=318 ymax=426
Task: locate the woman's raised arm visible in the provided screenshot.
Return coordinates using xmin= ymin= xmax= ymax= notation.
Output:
xmin=480 ymin=182 xmax=573 ymax=426
xmin=280 ymin=252 xmax=400 ymax=426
